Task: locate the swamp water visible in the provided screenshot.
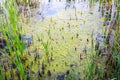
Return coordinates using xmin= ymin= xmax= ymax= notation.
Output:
xmin=0 ymin=1 xmax=106 ymax=80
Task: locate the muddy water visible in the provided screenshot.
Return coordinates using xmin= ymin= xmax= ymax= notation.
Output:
xmin=20 ymin=2 xmax=104 ymax=80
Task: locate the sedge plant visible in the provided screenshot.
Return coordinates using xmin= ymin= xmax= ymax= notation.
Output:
xmin=0 ymin=0 xmax=26 ymax=79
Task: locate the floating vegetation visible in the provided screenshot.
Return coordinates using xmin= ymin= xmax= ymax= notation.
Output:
xmin=0 ymin=0 xmax=120 ymax=80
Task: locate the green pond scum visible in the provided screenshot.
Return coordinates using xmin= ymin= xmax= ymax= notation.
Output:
xmin=0 ymin=0 xmax=120 ymax=80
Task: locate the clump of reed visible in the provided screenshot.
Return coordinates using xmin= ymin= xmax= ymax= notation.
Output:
xmin=37 ymin=28 xmax=52 ymax=64
xmin=84 ymin=0 xmax=120 ymax=80
xmin=16 ymin=0 xmax=40 ymax=8
xmin=0 ymin=0 xmax=26 ymax=79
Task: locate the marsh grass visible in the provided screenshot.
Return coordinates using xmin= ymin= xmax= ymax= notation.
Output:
xmin=0 ymin=62 xmax=3 ymax=80
xmin=104 ymin=1 xmax=120 ymax=79
xmin=84 ymin=28 xmax=104 ymax=80
xmin=84 ymin=0 xmax=120 ymax=80
xmin=38 ymin=29 xmax=51 ymax=63
xmin=0 ymin=0 xmax=26 ymax=79
xmin=111 ymin=7 xmax=120 ymax=78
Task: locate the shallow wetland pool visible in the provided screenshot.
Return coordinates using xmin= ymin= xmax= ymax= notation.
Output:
xmin=0 ymin=0 xmax=120 ymax=80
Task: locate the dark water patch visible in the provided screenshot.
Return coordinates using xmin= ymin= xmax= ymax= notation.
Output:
xmin=56 ymin=74 xmax=65 ymax=80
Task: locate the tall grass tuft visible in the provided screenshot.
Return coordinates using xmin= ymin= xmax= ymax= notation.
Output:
xmin=0 ymin=0 xmax=26 ymax=79
xmin=85 ymin=0 xmax=120 ymax=80
xmin=37 ymin=29 xmax=51 ymax=63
